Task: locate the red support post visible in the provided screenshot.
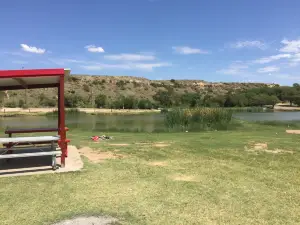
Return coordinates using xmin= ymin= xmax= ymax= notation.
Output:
xmin=58 ymin=75 xmax=67 ymax=167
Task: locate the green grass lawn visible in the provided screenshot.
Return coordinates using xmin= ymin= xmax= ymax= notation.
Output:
xmin=1 ymin=123 xmax=300 ymax=224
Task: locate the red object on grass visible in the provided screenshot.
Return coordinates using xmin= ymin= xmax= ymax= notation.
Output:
xmin=91 ymin=136 xmax=100 ymax=141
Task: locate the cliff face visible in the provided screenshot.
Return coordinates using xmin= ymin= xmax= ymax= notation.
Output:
xmin=3 ymin=74 xmax=276 ymax=107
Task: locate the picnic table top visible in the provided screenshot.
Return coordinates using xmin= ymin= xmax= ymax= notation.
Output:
xmin=5 ymin=127 xmax=69 ymax=134
xmin=0 ymin=136 xmax=60 ymax=144
xmin=5 ymin=128 xmax=59 ymax=134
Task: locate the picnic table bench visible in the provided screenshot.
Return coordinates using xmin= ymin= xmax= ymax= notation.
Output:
xmin=0 ymin=136 xmax=61 ymax=170
xmin=3 ymin=127 xmax=70 ymax=147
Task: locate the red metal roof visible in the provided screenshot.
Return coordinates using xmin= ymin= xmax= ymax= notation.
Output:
xmin=0 ymin=68 xmax=70 ymax=90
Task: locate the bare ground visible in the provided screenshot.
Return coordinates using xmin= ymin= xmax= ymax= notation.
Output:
xmin=79 ymin=147 xmax=125 ymax=163
xmin=245 ymin=142 xmax=294 ymax=154
xmin=52 ymin=216 xmax=118 ymax=225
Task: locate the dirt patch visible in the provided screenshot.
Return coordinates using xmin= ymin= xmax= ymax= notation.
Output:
xmin=153 ymin=142 xmax=170 ymax=147
xmin=245 ymin=143 xmax=293 ymax=154
xmin=253 ymin=143 xmax=268 ymax=150
xmin=79 ymin=147 xmax=125 ymax=163
xmin=148 ymin=161 xmax=168 ymax=167
xmin=135 ymin=142 xmax=151 ymax=145
xmin=108 ymin=143 xmax=130 ymax=146
xmin=286 ymin=130 xmax=300 ymax=134
xmin=171 ymin=174 xmax=197 ymax=182
xmin=263 ymin=149 xmax=293 ymax=154
xmin=52 ymin=216 xmax=118 ymax=225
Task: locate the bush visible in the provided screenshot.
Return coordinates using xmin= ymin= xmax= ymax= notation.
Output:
xmin=83 ymin=84 xmax=90 ymax=92
xmin=65 ymin=94 xmax=86 ymax=108
xmin=92 ymin=80 xmax=102 ymax=85
xmin=137 ymin=99 xmax=153 ymax=109
xmin=95 ymin=94 xmax=107 ymax=108
xmin=38 ymin=93 xmax=56 ymax=107
xmin=4 ymin=101 xmax=17 ymax=108
xmin=164 ymin=108 xmax=233 ymax=131
xmin=68 ymin=76 xmax=80 ymax=82
xmin=133 ymin=81 xmax=141 ymax=88
xmin=18 ymin=99 xmax=26 ymax=108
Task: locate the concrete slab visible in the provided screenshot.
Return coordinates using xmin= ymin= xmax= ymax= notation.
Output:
xmin=286 ymin=130 xmax=300 ymax=134
xmin=0 ymin=145 xmax=83 ymax=177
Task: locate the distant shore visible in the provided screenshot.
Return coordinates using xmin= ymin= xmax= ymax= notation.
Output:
xmin=1 ymin=104 xmax=300 ymax=117
xmin=0 ymin=107 xmax=161 ymax=117
xmin=274 ymin=104 xmax=300 ymax=111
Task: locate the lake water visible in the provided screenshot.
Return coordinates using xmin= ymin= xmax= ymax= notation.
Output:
xmin=234 ymin=112 xmax=300 ymax=121
xmin=1 ymin=112 xmax=300 ymax=132
xmin=0 ymin=113 xmax=165 ymax=132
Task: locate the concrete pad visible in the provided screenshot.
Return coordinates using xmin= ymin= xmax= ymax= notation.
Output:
xmin=0 ymin=145 xmax=83 ymax=177
xmin=286 ymin=130 xmax=300 ymax=134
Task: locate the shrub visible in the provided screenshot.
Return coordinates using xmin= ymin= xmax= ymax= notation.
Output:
xmin=65 ymin=94 xmax=86 ymax=108
xmin=164 ymin=108 xmax=233 ymax=131
xmin=68 ymin=76 xmax=80 ymax=82
xmin=38 ymin=93 xmax=56 ymax=107
xmin=95 ymin=94 xmax=107 ymax=108
xmin=4 ymin=101 xmax=17 ymax=108
xmin=137 ymin=99 xmax=153 ymax=109
xmin=83 ymin=84 xmax=90 ymax=92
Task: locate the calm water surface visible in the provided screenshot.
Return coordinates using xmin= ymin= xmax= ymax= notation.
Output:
xmin=1 ymin=112 xmax=300 ymax=132
xmin=0 ymin=113 xmax=165 ymax=132
xmin=234 ymin=112 xmax=300 ymax=121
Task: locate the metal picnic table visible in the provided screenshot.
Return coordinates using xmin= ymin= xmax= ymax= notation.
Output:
xmin=0 ymin=136 xmax=61 ymax=170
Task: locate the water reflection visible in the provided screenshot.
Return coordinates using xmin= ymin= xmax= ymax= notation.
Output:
xmin=0 ymin=113 xmax=165 ymax=132
xmin=1 ymin=111 xmax=300 ymax=133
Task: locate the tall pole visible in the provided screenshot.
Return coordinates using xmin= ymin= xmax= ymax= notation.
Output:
xmin=58 ymin=75 xmax=66 ymax=167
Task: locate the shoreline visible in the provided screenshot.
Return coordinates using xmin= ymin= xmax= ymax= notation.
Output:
xmin=0 ymin=108 xmax=161 ymax=117
xmin=1 ymin=105 xmax=300 ymax=117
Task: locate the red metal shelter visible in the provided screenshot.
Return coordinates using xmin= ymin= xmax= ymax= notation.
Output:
xmin=0 ymin=68 xmax=70 ymax=167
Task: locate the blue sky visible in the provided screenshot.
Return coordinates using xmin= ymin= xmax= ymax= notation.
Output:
xmin=1 ymin=0 xmax=300 ymax=85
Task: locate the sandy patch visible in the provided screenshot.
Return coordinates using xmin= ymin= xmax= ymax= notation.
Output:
xmin=245 ymin=143 xmax=293 ymax=154
xmin=52 ymin=216 xmax=118 ymax=225
xmin=286 ymin=130 xmax=300 ymax=134
xmin=262 ymin=149 xmax=293 ymax=154
xmin=135 ymin=142 xmax=151 ymax=145
xmin=253 ymin=143 xmax=268 ymax=150
xmin=79 ymin=147 xmax=125 ymax=163
xmin=171 ymin=174 xmax=197 ymax=182
xmin=153 ymin=142 xmax=170 ymax=147
xmin=147 ymin=161 xmax=168 ymax=167
xmin=108 ymin=143 xmax=130 ymax=146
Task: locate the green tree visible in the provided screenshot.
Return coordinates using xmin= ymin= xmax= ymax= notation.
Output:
xmin=137 ymin=99 xmax=153 ymax=109
xmin=95 ymin=94 xmax=107 ymax=108
xmin=180 ymin=93 xmax=202 ymax=107
xmin=153 ymin=90 xmax=173 ymax=107
xmin=65 ymin=94 xmax=86 ymax=108
xmin=0 ymin=91 xmax=4 ymax=108
xmin=123 ymin=96 xmax=138 ymax=109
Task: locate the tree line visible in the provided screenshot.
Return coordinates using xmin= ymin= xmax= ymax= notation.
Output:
xmin=1 ymin=83 xmax=300 ymax=109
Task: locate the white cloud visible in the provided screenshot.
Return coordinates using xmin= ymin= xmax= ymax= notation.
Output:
xmin=81 ymin=62 xmax=170 ymax=71
xmin=172 ymin=46 xmax=209 ymax=55
xmin=20 ymin=44 xmax=46 ymax=54
xmin=133 ymin=63 xmax=170 ymax=71
xmin=48 ymin=58 xmax=88 ymax=65
xmin=217 ymin=63 xmax=248 ymax=75
xmin=280 ymin=39 xmax=300 ymax=53
xmin=230 ymin=40 xmax=266 ymax=50
xmin=253 ymin=54 xmax=291 ymax=64
xmin=12 ymin=60 xmax=28 ymax=64
xmin=288 ymin=53 xmax=300 ymax=67
xmin=104 ymin=53 xmax=155 ymax=61
xmin=257 ymin=66 xmax=280 ymax=73
xmin=85 ymin=45 xmax=105 ymax=53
